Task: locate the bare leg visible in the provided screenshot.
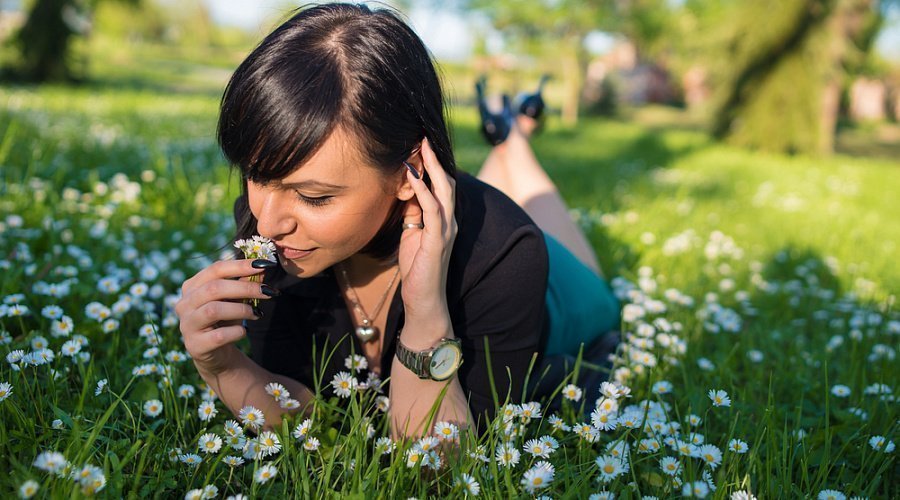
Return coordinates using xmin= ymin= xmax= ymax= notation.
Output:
xmin=477 ymin=116 xmax=603 ymax=277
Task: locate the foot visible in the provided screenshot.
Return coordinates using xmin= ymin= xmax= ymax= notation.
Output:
xmin=514 ymin=114 xmax=540 ymax=139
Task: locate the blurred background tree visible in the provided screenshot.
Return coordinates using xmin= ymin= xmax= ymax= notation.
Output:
xmin=694 ymin=0 xmax=891 ymax=155
xmin=462 ymin=0 xmax=675 ymax=125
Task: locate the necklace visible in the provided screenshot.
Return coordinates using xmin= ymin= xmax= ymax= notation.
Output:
xmin=336 ymin=262 xmax=401 ymax=343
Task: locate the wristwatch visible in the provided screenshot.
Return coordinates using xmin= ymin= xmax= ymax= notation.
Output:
xmin=395 ymin=336 xmax=463 ymax=381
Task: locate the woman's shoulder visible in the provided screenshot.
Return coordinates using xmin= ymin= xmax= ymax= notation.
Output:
xmin=450 ymin=172 xmax=548 ymax=291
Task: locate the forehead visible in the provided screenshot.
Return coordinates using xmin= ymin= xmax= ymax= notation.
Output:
xmin=277 ymin=127 xmax=373 ymax=186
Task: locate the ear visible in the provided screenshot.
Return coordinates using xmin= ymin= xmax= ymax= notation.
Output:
xmin=394 ymin=154 xmax=423 ymax=202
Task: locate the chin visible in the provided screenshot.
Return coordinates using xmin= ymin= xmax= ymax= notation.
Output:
xmin=279 ymin=257 xmax=332 ymax=278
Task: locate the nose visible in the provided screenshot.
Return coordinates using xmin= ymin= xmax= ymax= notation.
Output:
xmin=251 ymin=187 xmax=297 ymax=241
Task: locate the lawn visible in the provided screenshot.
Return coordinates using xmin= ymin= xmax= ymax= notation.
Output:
xmin=0 ymin=72 xmax=897 ymax=499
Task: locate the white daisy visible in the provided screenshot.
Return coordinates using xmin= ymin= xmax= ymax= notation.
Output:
xmin=455 ymin=473 xmax=480 ymax=496
xmin=697 ymin=444 xmax=722 ymax=469
xmin=19 ymin=479 xmax=40 ymax=498
xmin=185 ymin=489 xmax=203 ymax=500
xmin=277 ymin=398 xmax=298 ymax=409
xmin=330 ymin=371 xmax=358 ymax=398
xmin=303 ymin=437 xmax=320 ymax=451
xmin=0 ymin=381 xmax=13 ymax=402
xmin=831 ymin=385 xmax=851 ymax=398
xmin=60 ymin=340 xmax=81 ymax=357
xmin=197 ymin=401 xmax=217 ymax=422
xmin=817 ymin=490 xmax=846 ymax=500
xmin=256 ymin=431 xmax=282 ymax=457
xmin=375 ymin=437 xmax=395 ymax=454
xmin=224 ymin=455 xmax=245 ymax=467
xmin=682 ymin=480 xmax=710 ymax=498
xmin=344 ymin=354 xmax=368 ymax=371
xmin=405 ymin=446 xmax=424 ymax=467
xmin=41 ymin=305 xmax=63 ymax=319
xmin=637 ymin=438 xmax=661 ymax=454
xmin=521 ymin=462 xmax=554 ymax=494
xmin=868 ymin=435 xmax=895 ymax=453
xmin=520 ymin=402 xmax=542 ymax=420
xmin=547 ymin=414 xmax=570 ymax=432
xmin=591 ymin=408 xmax=618 ymax=431
xmin=31 ymin=335 xmax=49 ymax=350
xmin=177 ymin=384 xmax=195 ymax=398
xmin=416 ymin=436 xmax=440 ymax=452
xmin=660 ymin=456 xmax=681 ymax=476
xmin=595 ymin=454 xmax=626 ymax=483
xmin=434 ymin=421 xmax=459 ymax=440
xmin=524 ymin=438 xmax=552 ymax=458
xmin=708 ymin=389 xmax=731 ymax=407
xmin=33 ymin=451 xmax=68 ymax=474
xmin=562 ymin=384 xmax=583 ymax=401
xmin=292 ymin=418 xmax=313 ymax=441
xmin=264 ymin=382 xmax=289 ymax=401
xmin=238 ymin=406 xmax=265 ymax=430
xmin=652 ymin=380 xmax=673 ymax=395
xmin=495 ymin=442 xmax=520 ymax=467
xmin=728 ymin=439 xmax=749 ymax=453
xmin=198 ymin=433 xmax=222 ymax=454
xmin=253 ymin=464 xmax=278 ymax=484
xmin=143 ymin=400 xmax=163 ymax=417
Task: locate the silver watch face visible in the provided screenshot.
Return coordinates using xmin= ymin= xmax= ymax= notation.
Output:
xmin=428 ymin=343 xmax=462 ymax=381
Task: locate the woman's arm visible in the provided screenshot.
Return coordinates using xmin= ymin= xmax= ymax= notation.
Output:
xmin=388 ymin=312 xmax=473 ymax=438
xmin=391 ymin=138 xmax=471 ymax=439
xmin=194 ymin=343 xmax=314 ymax=431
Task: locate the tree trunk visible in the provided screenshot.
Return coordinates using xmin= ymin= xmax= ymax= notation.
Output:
xmin=560 ymin=37 xmax=583 ymax=127
xmin=12 ymin=0 xmax=80 ymax=82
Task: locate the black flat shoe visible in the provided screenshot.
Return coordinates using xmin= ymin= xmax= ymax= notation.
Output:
xmin=475 ymin=76 xmax=513 ymax=146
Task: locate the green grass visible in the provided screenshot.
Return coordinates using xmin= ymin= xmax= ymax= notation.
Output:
xmin=0 ymin=78 xmax=897 ymax=499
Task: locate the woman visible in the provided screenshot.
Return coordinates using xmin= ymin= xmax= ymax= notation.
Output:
xmin=175 ymin=3 xmax=619 ymax=438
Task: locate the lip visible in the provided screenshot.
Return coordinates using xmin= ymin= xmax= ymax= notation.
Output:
xmin=275 ymin=244 xmax=317 ymax=260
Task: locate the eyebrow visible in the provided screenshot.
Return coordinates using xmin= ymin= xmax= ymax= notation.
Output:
xmin=278 ymin=180 xmax=346 ymax=190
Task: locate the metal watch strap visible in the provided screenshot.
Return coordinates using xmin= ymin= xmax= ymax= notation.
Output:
xmin=396 ymin=338 xmax=431 ymax=379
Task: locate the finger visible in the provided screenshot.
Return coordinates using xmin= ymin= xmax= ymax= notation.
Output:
xmin=402 ymin=190 xmax=423 ymax=223
xmin=185 ymin=324 xmax=246 ymax=357
xmin=177 ymin=278 xmax=275 ymax=317
xmin=182 ymin=300 xmax=259 ymax=333
xmin=406 ymin=167 xmax=445 ymax=237
xmin=419 ymin=137 xmax=455 ymax=204
xmin=181 ymin=259 xmax=272 ymax=295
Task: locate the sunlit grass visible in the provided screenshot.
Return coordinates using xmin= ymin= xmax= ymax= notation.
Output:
xmin=0 ymin=84 xmax=896 ymax=498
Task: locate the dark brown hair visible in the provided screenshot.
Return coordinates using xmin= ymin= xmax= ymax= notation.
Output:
xmin=219 ymin=2 xmax=456 ymax=261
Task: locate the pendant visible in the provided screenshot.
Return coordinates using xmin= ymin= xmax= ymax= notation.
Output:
xmin=356 ymin=325 xmax=377 ymax=343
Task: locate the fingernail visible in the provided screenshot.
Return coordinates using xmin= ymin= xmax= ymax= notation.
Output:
xmin=404 ymin=161 xmax=420 ymax=180
xmin=261 ymin=284 xmax=281 ymax=297
xmin=251 ymin=259 xmax=277 ymax=269
xmin=252 ymin=305 xmax=264 ymax=319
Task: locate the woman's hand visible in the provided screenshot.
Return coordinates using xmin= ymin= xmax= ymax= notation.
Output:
xmin=397 ymin=137 xmax=458 ymax=323
xmin=174 ymin=259 xmax=277 ymax=376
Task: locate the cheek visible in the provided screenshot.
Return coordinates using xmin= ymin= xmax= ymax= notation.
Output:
xmin=306 ymin=197 xmax=393 ymax=247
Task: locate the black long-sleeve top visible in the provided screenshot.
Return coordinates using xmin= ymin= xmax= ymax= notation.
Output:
xmin=235 ymin=172 xmax=549 ymax=432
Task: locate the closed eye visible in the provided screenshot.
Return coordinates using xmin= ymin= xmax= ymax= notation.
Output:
xmin=295 ymin=191 xmax=332 ymax=207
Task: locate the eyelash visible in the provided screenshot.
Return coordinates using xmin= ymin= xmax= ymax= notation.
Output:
xmin=295 ymin=191 xmax=332 ymax=207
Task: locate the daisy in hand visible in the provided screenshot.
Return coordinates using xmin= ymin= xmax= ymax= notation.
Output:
xmin=233 ymin=235 xmax=276 ymax=308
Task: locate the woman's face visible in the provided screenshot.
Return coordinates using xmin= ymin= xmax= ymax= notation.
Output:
xmin=247 ymin=128 xmax=414 ymax=277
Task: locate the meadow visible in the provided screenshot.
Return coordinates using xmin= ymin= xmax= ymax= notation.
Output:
xmin=0 ymin=73 xmax=897 ymax=499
